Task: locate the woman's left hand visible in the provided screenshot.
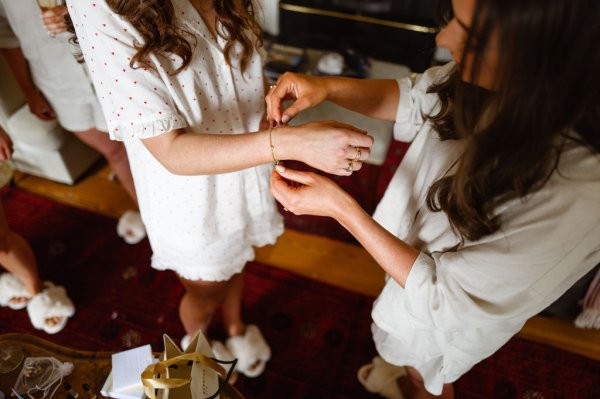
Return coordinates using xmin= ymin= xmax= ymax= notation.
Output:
xmin=41 ymin=5 xmax=69 ymax=36
xmin=270 ymin=164 xmax=357 ymax=219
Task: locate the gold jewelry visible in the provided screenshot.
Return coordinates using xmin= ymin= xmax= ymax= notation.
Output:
xmin=345 ymin=160 xmax=353 ymax=173
xmin=269 ymin=126 xmax=279 ymax=165
xmin=353 ymin=147 xmax=361 ymax=162
xmin=269 ymin=84 xmax=277 ymax=90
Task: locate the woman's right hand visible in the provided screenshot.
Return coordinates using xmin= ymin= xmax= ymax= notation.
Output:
xmin=276 ymin=120 xmax=373 ymax=176
xmin=41 ymin=5 xmax=69 ymax=36
xmin=0 ymin=129 xmax=13 ymax=161
xmin=266 ymin=73 xmax=330 ymax=126
xmin=27 ymin=91 xmax=56 ymax=121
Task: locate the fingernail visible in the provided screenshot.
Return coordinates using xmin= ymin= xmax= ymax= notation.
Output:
xmin=281 ymin=115 xmax=290 ymax=124
xmin=275 ymin=164 xmax=286 ymax=173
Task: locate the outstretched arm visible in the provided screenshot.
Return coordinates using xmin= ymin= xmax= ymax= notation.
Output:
xmin=142 ymin=121 xmax=373 ymax=176
xmin=270 ymin=165 xmax=418 ymax=286
xmin=266 ymin=72 xmax=400 ymax=125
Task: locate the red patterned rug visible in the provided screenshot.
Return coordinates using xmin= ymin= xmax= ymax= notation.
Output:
xmin=1 ymin=187 xmax=598 ymax=399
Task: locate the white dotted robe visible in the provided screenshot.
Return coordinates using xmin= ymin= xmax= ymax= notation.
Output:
xmin=68 ymin=0 xmax=283 ymax=281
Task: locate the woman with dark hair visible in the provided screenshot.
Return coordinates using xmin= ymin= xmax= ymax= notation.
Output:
xmin=268 ymin=0 xmax=600 ymax=396
xmin=67 ymin=0 xmax=373 ymax=377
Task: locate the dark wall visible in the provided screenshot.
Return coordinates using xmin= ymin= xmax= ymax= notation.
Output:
xmin=278 ymin=0 xmax=440 ymax=72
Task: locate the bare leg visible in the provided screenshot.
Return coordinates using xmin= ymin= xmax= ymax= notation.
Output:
xmin=72 ymin=129 xmax=138 ymax=205
xmin=221 ymin=272 xmax=246 ymax=337
xmin=178 ymin=276 xmax=232 ymax=336
xmin=0 ymin=200 xmax=42 ymax=299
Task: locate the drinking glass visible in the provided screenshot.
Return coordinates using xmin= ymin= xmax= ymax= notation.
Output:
xmin=0 ymin=342 xmax=24 ymax=374
xmin=36 ymin=0 xmax=64 ymax=12
xmin=0 ymin=161 xmax=13 ymax=189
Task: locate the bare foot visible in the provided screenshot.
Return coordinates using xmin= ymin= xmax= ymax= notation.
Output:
xmin=360 ymin=364 xmax=411 ymax=398
xmin=45 ymin=316 xmax=64 ymax=328
xmin=9 ymin=296 xmax=30 ymax=307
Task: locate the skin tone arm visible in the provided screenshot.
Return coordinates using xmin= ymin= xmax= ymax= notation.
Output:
xmin=266 ymin=72 xmax=400 ymax=125
xmin=0 ymin=127 xmax=13 ymax=161
xmin=270 ymin=165 xmax=419 ymax=287
xmin=144 ymin=52 xmax=378 ymax=175
xmin=142 ymin=120 xmax=374 ymax=176
xmin=0 ymin=48 xmax=56 ymax=120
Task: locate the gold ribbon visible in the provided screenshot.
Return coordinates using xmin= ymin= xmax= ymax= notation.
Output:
xmin=141 ymin=353 xmax=227 ymax=399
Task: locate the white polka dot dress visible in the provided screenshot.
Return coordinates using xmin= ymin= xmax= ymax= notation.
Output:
xmin=68 ymin=0 xmax=283 ymax=281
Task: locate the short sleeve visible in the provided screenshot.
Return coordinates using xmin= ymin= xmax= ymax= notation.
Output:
xmin=393 ymin=62 xmax=455 ymax=142
xmin=0 ymin=5 xmax=19 ymax=49
xmin=67 ymin=0 xmax=188 ymax=140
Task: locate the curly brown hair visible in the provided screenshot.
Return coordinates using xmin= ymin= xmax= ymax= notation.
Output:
xmin=95 ymin=0 xmax=262 ymax=74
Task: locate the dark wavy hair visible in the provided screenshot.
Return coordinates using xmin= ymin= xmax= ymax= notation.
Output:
xmin=426 ymin=0 xmax=600 ymax=243
xmin=67 ymin=0 xmax=262 ymax=74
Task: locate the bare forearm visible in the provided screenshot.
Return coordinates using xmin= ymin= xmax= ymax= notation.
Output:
xmin=144 ymin=120 xmax=373 ymax=176
xmin=335 ymin=199 xmax=419 ymax=286
xmin=1 ymin=48 xmax=37 ymax=97
xmin=145 ymin=130 xmax=272 ymax=175
xmin=325 ymin=78 xmax=399 ymax=121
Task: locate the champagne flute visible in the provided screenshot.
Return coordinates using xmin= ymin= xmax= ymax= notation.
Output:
xmin=37 ymin=0 xmax=64 ymax=12
xmin=0 ymin=342 xmax=24 ymax=373
xmin=0 ymin=160 xmax=13 ymax=189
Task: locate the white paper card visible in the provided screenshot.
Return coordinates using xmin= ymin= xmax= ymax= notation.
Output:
xmin=111 ymin=344 xmax=153 ymax=392
xmin=101 ymin=371 xmax=145 ymax=399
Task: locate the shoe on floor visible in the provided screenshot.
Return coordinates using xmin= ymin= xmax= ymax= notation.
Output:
xmin=27 ymin=282 xmax=75 ymax=334
xmin=117 ymin=210 xmax=146 ymax=244
xmin=357 ymin=356 xmax=406 ymax=399
xmin=225 ymin=325 xmax=271 ymax=378
xmin=0 ymin=273 xmax=32 ymax=310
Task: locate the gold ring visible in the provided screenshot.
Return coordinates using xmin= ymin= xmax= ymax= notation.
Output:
xmin=354 ymin=147 xmax=361 ymax=162
xmin=345 ymin=161 xmax=353 ymax=173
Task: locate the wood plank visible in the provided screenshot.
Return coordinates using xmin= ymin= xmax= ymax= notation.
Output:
xmin=518 ymin=316 xmax=600 ymax=360
xmin=255 ymin=229 xmax=384 ymax=297
xmin=13 ymin=163 xmax=135 ymax=219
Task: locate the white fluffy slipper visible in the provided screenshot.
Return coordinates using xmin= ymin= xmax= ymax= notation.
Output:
xmin=211 ymin=340 xmax=235 ymax=362
xmin=225 ymin=325 xmax=271 ymax=378
xmin=357 ymin=356 xmax=406 ymax=399
xmin=117 ymin=210 xmax=146 ymax=245
xmin=0 ymin=273 xmax=32 ymax=310
xmin=211 ymin=341 xmax=238 ymax=384
xmin=26 ymin=282 xmax=75 ymax=334
xmin=181 ymin=333 xmax=192 ymax=351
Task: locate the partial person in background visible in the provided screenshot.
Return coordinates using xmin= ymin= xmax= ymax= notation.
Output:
xmin=0 ymin=125 xmax=75 ymax=334
xmin=267 ymin=0 xmax=600 ymax=397
xmin=0 ymin=0 xmax=145 ymax=244
xmin=67 ymin=0 xmax=373 ymax=378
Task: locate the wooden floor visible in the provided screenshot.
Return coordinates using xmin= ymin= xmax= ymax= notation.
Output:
xmin=11 ymin=162 xmax=600 ymax=361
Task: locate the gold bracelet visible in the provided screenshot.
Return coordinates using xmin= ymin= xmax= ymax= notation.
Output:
xmin=269 ymin=126 xmax=279 ymax=165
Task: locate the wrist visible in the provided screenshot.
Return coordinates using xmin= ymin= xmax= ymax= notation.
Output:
xmin=270 ymin=125 xmax=297 ymax=161
xmin=332 ymin=192 xmax=362 ymax=226
xmin=323 ymin=77 xmax=337 ymax=102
